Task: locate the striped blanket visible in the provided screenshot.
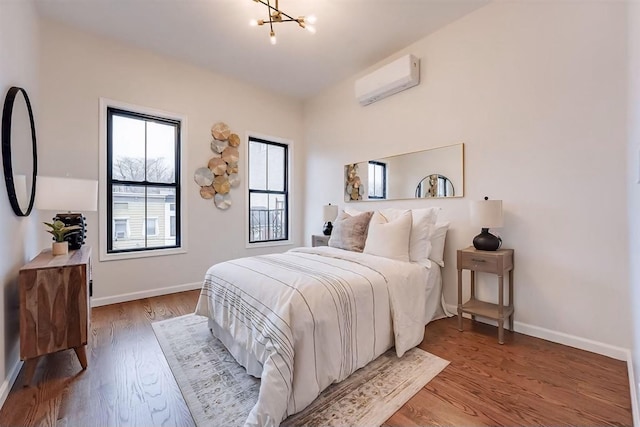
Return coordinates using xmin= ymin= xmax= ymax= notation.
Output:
xmin=195 ymin=246 xmax=433 ymax=427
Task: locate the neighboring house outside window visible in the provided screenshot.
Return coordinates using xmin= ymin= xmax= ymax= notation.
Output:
xmin=368 ymin=160 xmax=387 ymax=199
xmin=106 ymin=106 xmax=181 ymax=254
xmin=247 ymin=136 xmax=290 ymax=245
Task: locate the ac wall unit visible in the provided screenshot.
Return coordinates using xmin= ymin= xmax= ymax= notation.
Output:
xmin=355 ymin=54 xmax=420 ymax=106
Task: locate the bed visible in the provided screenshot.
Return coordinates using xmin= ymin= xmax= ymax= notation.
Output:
xmin=195 ymin=208 xmax=449 ymax=427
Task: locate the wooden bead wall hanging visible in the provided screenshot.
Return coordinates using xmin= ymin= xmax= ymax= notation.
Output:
xmin=194 ymin=121 xmax=240 ymax=210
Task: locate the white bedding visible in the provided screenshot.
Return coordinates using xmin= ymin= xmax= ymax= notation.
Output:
xmin=195 ymin=246 xmax=442 ymax=427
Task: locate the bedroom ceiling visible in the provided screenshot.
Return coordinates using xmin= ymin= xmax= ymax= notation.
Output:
xmin=35 ymin=0 xmax=489 ymax=100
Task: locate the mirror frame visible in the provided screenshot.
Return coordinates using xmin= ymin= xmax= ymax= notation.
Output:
xmin=2 ymin=86 xmax=37 ymax=217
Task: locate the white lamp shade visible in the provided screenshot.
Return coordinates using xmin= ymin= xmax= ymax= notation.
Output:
xmin=35 ymin=176 xmax=98 ymax=212
xmin=323 ymin=204 xmax=338 ymax=222
xmin=470 ymin=199 xmax=503 ymax=228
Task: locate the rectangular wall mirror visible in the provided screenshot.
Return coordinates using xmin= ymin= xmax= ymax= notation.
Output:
xmin=344 ymin=143 xmax=464 ymax=202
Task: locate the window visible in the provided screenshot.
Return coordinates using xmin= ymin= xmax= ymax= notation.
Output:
xmin=368 ymin=161 xmax=386 ymax=199
xmin=113 ymin=218 xmax=129 ymax=240
xmin=170 ymin=216 xmax=176 ymax=237
xmin=106 ymin=107 xmax=181 ymax=254
xmin=144 ymin=218 xmax=159 ymax=236
xmin=248 ymin=136 xmax=288 ymax=244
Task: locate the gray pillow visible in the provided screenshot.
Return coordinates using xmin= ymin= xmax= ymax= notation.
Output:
xmin=328 ymin=210 xmax=373 ymax=252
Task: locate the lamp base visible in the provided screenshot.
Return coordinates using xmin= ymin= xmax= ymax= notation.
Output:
xmin=473 ymin=228 xmax=502 ymax=251
xmin=323 ymin=222 xmax=333 ymax=236
xmin=55 ymin=212 xmax=86 ymax=250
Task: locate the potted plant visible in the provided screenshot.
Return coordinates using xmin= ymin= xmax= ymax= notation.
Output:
xmin=44 ymin=220 xmax=81 ymax=255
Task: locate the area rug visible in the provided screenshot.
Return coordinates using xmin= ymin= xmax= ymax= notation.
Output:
xmin=152 ymin=314 xmax=449 ymax=427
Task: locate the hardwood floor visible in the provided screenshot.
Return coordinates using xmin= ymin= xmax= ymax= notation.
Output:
xmin=0 ymin=290 xmax=631 ymax=426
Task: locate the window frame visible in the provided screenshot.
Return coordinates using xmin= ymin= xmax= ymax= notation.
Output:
xmin=245 ymin=132 xmax=293 ymax=248
xmin=99 ymin=99 xmax=188 ymax=262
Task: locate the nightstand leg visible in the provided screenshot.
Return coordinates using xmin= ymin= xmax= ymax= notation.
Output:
xmin=498 ymin=274 xmax=504 ymax=344
xmin=457 ymin=268 xmax=463 ymax=331
xmin=509 ymin=269 xmax=514 ymax=331
xmin=74 ymin=346 xmax=88 ymax=370
xmin=22 ymin=358 xmax=39 ymax=386
xmin=470 ymin=270 xmax=476 ymax=322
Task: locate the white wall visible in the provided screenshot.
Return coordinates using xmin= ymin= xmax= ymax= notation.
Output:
xmin=0 ymin=0 xmax=40 ymax=403
xmin=37 ymin=20 xmax=304 ymax=304
xmin=628 ymin=0 xmax=640 ymax=415
xmin=303 ymin=2 xmax=631 ymax=352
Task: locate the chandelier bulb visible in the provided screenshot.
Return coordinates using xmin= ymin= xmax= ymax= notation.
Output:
xmin=251 ymin=1 xmax=314 ymax=42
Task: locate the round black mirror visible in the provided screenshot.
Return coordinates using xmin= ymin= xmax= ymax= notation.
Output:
xmin=2 ymin=86 xmax=37 ymax=216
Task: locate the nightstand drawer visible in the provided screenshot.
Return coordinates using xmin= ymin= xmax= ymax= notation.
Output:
xmin=459 ymin=252 xmax=499 ymax=272
xmin=458 ymin=248 xmax=513 ymax=273
xmin=312 ymin=235 xmax=330 ymax=247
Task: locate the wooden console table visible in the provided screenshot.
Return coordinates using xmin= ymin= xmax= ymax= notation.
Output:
xmin=19 ymin=246 xmax=91 ymax=385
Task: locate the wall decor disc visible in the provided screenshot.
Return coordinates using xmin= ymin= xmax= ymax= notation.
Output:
xmin=228 ymin=133 xmax=240 ymax=147
xmin=213 ymin=175 xmax=231 ymax=194
xmin=214 ymin=193 xmax=231 ymax=210
xmin=222 ymin=146 xmax=239 ymax=164
xmin=199 ymin=185 xmax=215 ymax=199
xmin=194 ymin=167 xmax=214 ymax=186
xmin=228 ymin=173 xmax=240 ymax=187
xmin=211 ymin=122 xmax=231 ymax=141
xmin=208 ymin=157 xmax=227 ymax=175
xmin=226 ymin=162 xmax=238 ymax=174
xmin=211 ymin=138 xmax=229 ymax=154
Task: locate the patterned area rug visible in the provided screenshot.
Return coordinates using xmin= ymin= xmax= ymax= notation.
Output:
xmin=152 ymin=314 xmax=449 ymax=427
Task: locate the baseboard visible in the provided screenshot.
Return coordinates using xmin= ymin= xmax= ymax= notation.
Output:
xmin=626 ymin=350 xmax=640 ymax=427
xmin=91 ymin=282 xmax=202 ymax=307
xmin=0 ymin=358 xmax=23 ymax=409
xmin=444 ymin=303 xmax=629 ymax=361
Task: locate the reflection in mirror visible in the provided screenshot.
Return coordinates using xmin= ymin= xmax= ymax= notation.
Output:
xmin=345 ymin=143 xmax=464 ymax=202
xmin=2 ymin=86 xmax=37 ymax=216
xmin=415 ymin=174 xmax=454 ymax=198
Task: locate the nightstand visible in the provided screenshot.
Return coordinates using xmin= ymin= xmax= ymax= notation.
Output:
xmin=312 ymin=235 xmax=330 ymax=247
xmin=19 ymin=246 xmax=91 ymax=385
xmin=457 ymin=246 xmax=514 ymax=344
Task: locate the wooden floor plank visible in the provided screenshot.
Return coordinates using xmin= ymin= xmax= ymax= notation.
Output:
xmin=0 ymin=290 xmax=631 ymax=426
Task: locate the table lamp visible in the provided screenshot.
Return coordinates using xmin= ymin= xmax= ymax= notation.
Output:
xmin=322 ymin=203 xmax=338 ymax=236
xmin=35 ymin=176 xmax=98 ymax=250
xmin=470 ymin=196 xmax=503 ymax=251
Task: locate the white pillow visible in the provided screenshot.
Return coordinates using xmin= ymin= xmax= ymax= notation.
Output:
xmin=428 ymin=222 xmax=450 ymax=267
xmin=379 ymin=207 xmax=439 ymax=266
xmin=363 ymin=210 xmax=412 ymax=262
xmin=344 ymin=206 xmax=364 ymax=216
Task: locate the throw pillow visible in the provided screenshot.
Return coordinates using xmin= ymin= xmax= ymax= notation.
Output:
xmin=328 ymin=210 xmax=373 ymax=252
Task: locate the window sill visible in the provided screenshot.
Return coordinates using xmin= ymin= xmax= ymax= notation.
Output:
xmin=99 ymin=246 xmax=186 ymax=262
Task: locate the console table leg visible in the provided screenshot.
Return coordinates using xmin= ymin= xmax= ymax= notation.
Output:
xmin=74 ymin=346 xmax=88 ymax=370
xmin=22 ymin=358 xmax=39 ymax=386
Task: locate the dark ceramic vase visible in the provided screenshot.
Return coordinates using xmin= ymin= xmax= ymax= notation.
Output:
xmin=473 ymin=228 xmax=502 ymax=251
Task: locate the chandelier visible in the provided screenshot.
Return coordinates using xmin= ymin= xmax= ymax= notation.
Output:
xmin=249 ymin=0 xmax=316 ymax=45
